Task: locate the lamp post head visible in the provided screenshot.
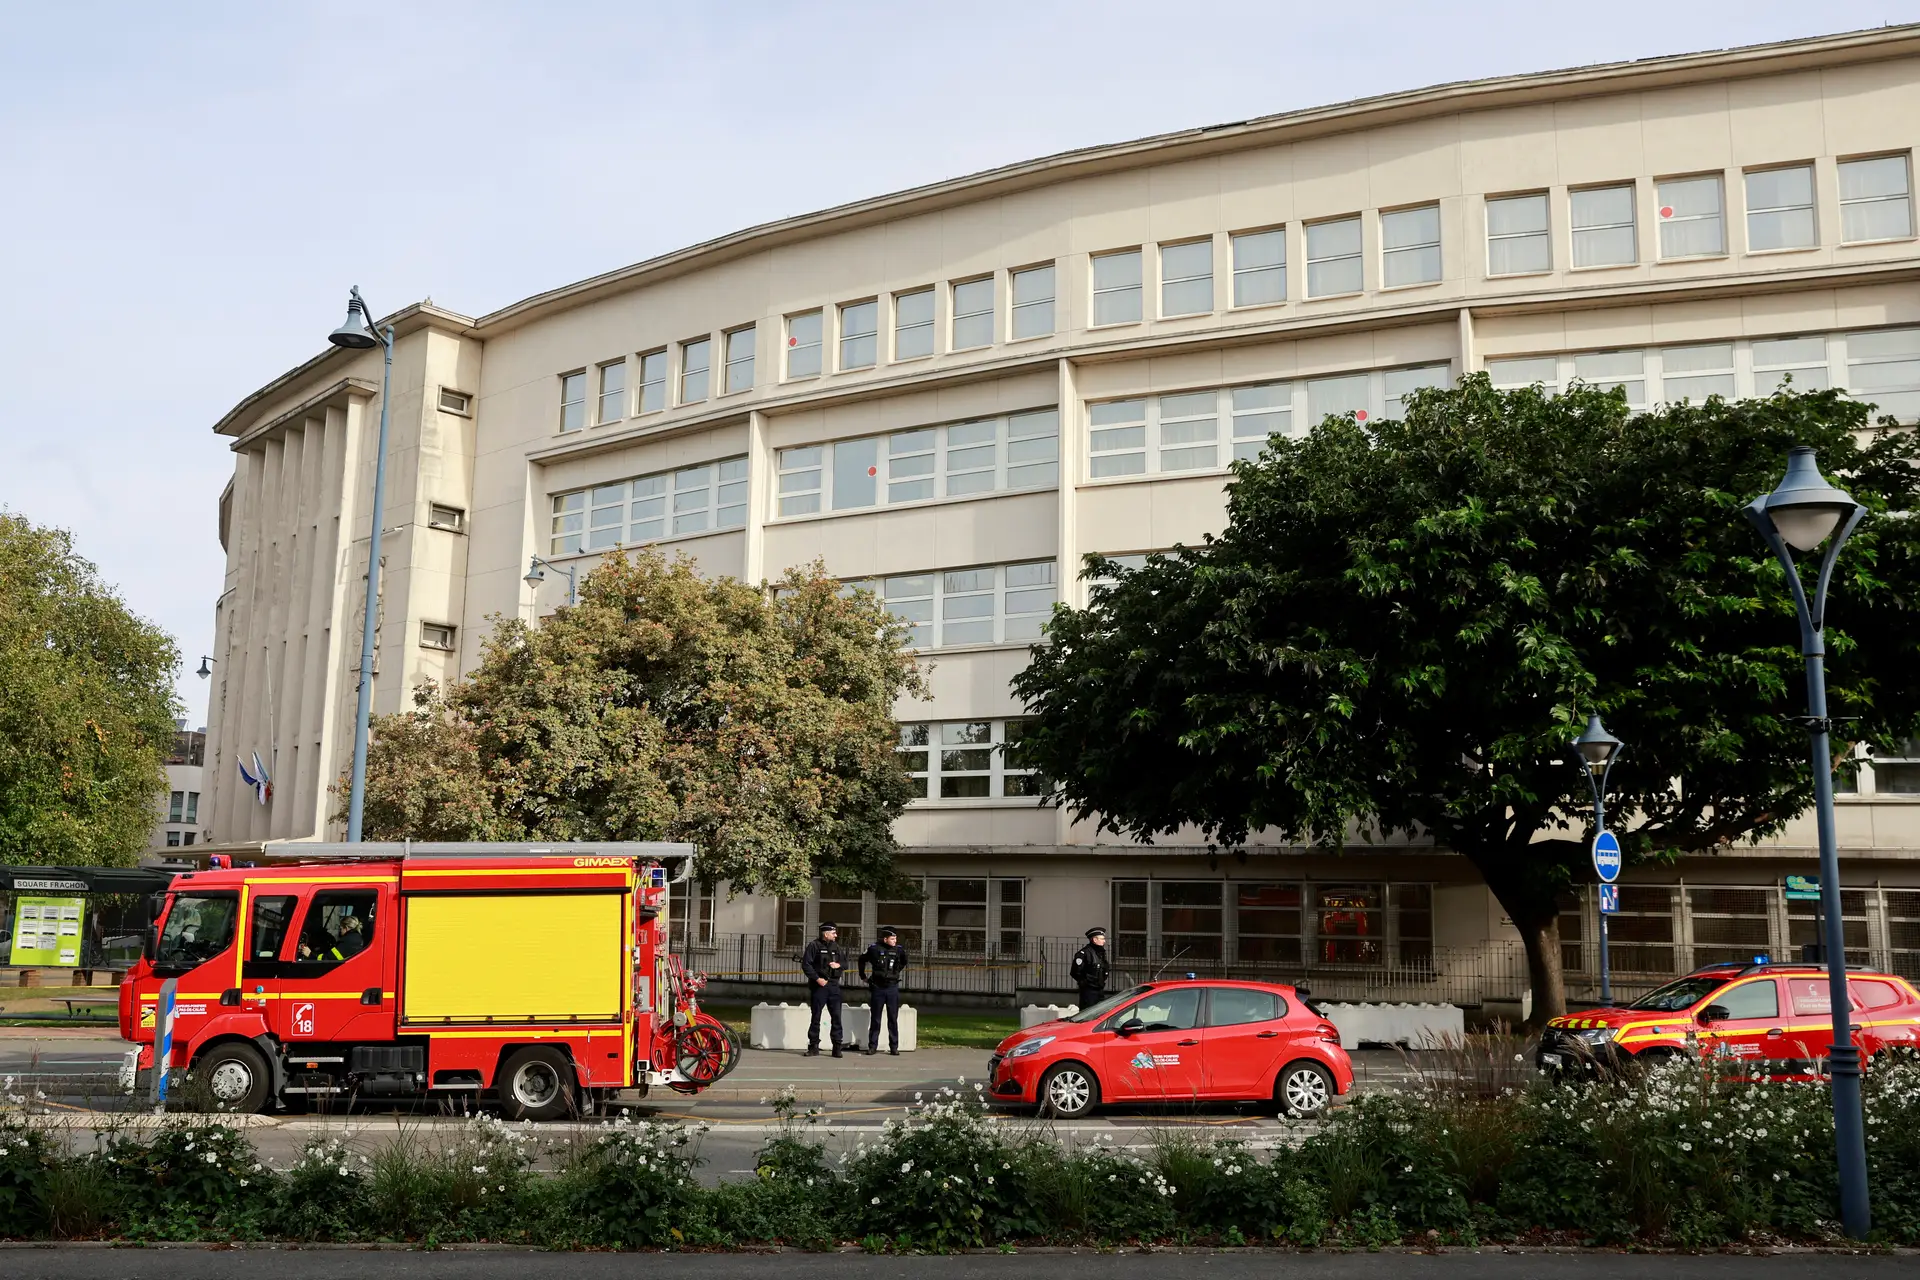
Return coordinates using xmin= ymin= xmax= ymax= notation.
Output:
xmin=195 ymin=656 xmax=213 ymax=680
xmin=1573 ymin=713 xmax=1622 ymax=774
xmin=327 ymin=286 xmax=380 ymax=351
xmin=523 ymin=558 xmax=546 ymax=588
xmin=1757 ymin=446 xmax=1863 ymax=553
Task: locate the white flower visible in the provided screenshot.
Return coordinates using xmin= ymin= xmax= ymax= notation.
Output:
xmin=1680 ymin=1142 xmax=1693 ymax=1152
xmin=871 ymin=1196 xmax=881 ymax=1205
xmin=901 ymin=1161 xmax=913 ymax=1173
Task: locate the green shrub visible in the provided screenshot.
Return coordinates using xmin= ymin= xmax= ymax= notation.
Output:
xmin=552 ymin=1117 xmax=707 ymax=1248
xmin=0 ymin=1111 xmax=53 ymax=1238
xmin=841 ymin=1089 xmax=1038 ymax=1248
xmin=270 ymin=1135 xmax=369 ymax=1241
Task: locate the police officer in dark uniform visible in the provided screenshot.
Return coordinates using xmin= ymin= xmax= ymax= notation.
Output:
xmin=1070 ymin=927 xmax=1110 ymax=1011
xmin=859 ymin=925 xmax=909 ymax=1055
xmin=801 ymin=921 xmax=848 ymax=1057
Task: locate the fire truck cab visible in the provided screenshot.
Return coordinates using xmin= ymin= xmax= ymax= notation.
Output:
xmin=120 ymin=841 xmax=735 ymax=1118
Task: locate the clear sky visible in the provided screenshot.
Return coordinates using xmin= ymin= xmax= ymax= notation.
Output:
xmin=3 ymin=0 xmax=1918 ymax=720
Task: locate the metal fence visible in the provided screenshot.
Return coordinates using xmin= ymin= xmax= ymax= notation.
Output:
xmin=683 ymin=932 xmax=1545 ymax=1006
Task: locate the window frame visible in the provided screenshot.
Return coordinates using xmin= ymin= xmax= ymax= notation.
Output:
xmin=838 ymin=298 xmax=880 ymax=371
xmin=678 ymin=336 xmax=711 ymax=405
xmin=1009 ymin=262 xmax=1056 ymax=341
xmin=950 ymin=276 xmax=995 ymax=352
xmin=436 ymin=387 xmax=473 ymax=416
xmin=1485 ymin=191 xmax=1551 ymax=277
xmin=596 ymin=359 xmax=626 ymax=426
xmin=1090 ymin=248 xmax=1144 ymax=327
xmin=1838 ymin=152 xmax=1916 ymax=245
xmin=1158 ymin=237 xmax=1215 ymax=317
xmin=1569 ymin=182 xmax=1638 ymax=269
xmin=1655 ymin=172 xmax=1728 ymax=261
xmin=1304 ymin=215 xmax=1364 ymax=298
xmin=784 ymin=310 xmax=824 ymax=380
xmin=896 ymin=719 xmax=1044 ymax=802
xmin=547 ymin=455 xmax=750 ymax=554
xmin=893 ymin=287 xmax=936 ymax=361
xmin=722 ymin=325 xmax=756 ymax=395
xmin=1229 ymin=226 xmax=1287 ymax=309
xmin=1743 ymin=163 xmax=1818 ymax=255
xmin=427 ymin=503 xmax=466 ymax=532
xmin=1379 ymin=203 xmax=1443 ymax=289
xmin=770 ymin=410 xmax=1060 ymax=519
xmin=848 ymin=560 xmax=1058 ymax=653
xmin=419 ymin=621 xmax=457 ymax=651
xmin=558 ymin=370 xmax=587 ymax=433
xmin=637 ymin=349 xmax=668 ymax=415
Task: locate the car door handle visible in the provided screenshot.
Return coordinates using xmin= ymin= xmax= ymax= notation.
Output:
xmin=1766 ymin=1028 xmax=1785 ymax=1037
xmin=1177 ymin=1039 xmax=1199 ymax=1046
xmin=1257 ymin=1031 xmax=1281 ymax=1038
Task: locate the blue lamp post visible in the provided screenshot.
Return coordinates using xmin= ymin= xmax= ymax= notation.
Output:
xmin=524 ymin=555 xmax=579 ymax=606
xmin=1744 ymin=444 xmax=1870 ymax=1240
xmin=327 ymin=287 xmax=395 ymax=844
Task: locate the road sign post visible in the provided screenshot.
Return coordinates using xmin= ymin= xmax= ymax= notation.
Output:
xmin=1592 ymin=831 xmax=1622 ymax=1004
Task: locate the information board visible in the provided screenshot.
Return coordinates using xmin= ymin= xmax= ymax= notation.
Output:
xmin=8 ymin=896 xmax=86 ymax=967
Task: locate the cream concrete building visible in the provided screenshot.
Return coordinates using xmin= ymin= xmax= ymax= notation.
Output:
xmin=203 ymin=27 xmax=1920 ymax=1004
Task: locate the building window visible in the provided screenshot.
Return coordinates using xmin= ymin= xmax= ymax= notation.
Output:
xmin=1314 ymin=884 xmax=1382 ymax=964
xmin=548 ymin=456 xmax=748 ymax=554
xmin=436 ymin=387 xmax=472 ymax=415
xmin=848 ymin=561 xmax=1056 ymax=650
xmin=420 ymin=622 xmax=457 ymax=651
xmin=723 ymin=326 xmax=755 ymax=394
xmin=1485 ymin=356 xmax=1561 ymax=392
xmin=896 ymin=720 xmax=1044 ymax=800
xmin=1380 ymin=205 xmax=1441 ymax=287
xmin=1745 ymin=165 xmax=1816 ymax=252
xmin=1397 ymin=884 xmax=1432 ymax=965
xmin=559 ymin=371 xmax=587 ymax=433
xmin=1685 ymin=887 xmax=1771 ymax=969
xmin=1751 ymin=334 xmax=1830 ymax=394
xmin=637 ymin=349 xmax=667 ymax=414
xmin=776 ymin=445 xmax=823 ymax=516
xmin=597 ymin=360 xmax=625 ymax=425
xmin=1486 ymin=193 xmax=1550 ymax=275
xmin=1090 ymin=368 xmax=1447 ymax=478
xmin=951 ymin=277 xmax=994 ymax=351
xmin=1849 ymin=327 xmax=1920 ymax=422
xmin=1230 ymin=383 xmax=1293 ymax=461
xmin=1231 ymin=228 xmax=1286 ymax=307
xmin=779 ymin=897 xmax=808 ymax=949
xmin=1607 ymin=885 xmax=1676 ymax=974
xmin=1010 ymin=264 xmax=1055 ymax=339
xmin=1160 ymin=239 xmax=1214 ymax=316
xmin=876 ymin=891 xmax=924 ymax=953
xmin=1091 ymin=249 xmax=1142 ymax=325
xmin=1659 ymin=343 xmax=1735 ymax=403
xmin=183 ymin=831 xmax=196 ymax=846
xmin=1570 ymin=184 xmax=1637 ymax=267
xmin=1572 ymin=349 xmax=1647 ymax=407
xmin=427 ymin=503 xmax=465 ymax=532
xmin=1305 ymin=216 xmax=1363 ymax=297
xmin=1236 ymin=884 xmax=1301 ymax=964
xmin=773 ymin=410 xmax=1059 ymax=516
xmin=786 ymin=310 xmax=822 ymax=379
xmin=168 ymin=790 xmax=185 ymax=823
xmin=679 ymin=337 xmax=710 ymax=404
xmin=1108 ymin=879 xmax=1433 ymax=968
xmin=839 ymin=300 xmax=879 ymax=370
xmin=166 ymin=831 xmax=181 ymax=847
xmin=1839 ymin=154 xmax=1914 ymax=243
xmin=894 ymin=288 xmax=935 ymax=359
xmin=1656 ymin=174 xmax=1725 ymax=259
xmin=668 ymin=880 xmax=715 ymax=949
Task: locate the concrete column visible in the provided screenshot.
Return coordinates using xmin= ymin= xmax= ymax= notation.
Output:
xmin=744 ymin=409 xmax=770 ymax=585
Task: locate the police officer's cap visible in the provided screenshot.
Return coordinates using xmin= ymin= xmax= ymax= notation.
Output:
xmin=818 ymin=920 xmax=837 ymax=933
xmin=878 ymin=925 xmax=899 ymax=939
xmin=1086 ymin=926 xmax=1107 ymax=939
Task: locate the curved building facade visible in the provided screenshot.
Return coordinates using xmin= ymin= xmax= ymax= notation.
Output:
xmin=205 ymin=27 xmax=1920 ymax=1003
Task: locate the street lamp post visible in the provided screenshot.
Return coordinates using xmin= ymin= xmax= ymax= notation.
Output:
xmin=1570 ymin=714 xmax=1624 ymax=1005
xmin=327 ymin=287 xmax=396 ymax=844
xmin=524 ymin=555 xmax=579 ymax=606
xmin=1745 ymin=444 xmax=1870 ymax=1240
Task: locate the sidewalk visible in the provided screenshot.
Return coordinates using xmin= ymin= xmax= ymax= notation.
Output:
xmin=704 ymin=1044 xmax=985 ymax=1101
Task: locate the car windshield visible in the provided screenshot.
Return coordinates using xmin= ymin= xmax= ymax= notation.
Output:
xmin=1065 ymin=985 xmax=1152 ymax=1023
xmin=155 ymin=892 xmax=238 ymax=971
xmin=1629 ymin=976 xmax=1728 ymax=1012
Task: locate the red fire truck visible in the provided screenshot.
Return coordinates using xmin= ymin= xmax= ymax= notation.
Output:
xmin=119 ymin=842 xmax=738 ymax=1118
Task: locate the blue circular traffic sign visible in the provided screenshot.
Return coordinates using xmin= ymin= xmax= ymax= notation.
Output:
xmin=1592 ymin=830 xmax=1622 ymax=884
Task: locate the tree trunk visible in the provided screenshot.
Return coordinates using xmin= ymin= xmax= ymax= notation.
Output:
xmin=1480 ymin=872 xmax=1568 ymax=1028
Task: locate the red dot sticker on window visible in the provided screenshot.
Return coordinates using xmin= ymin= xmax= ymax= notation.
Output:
xmin=1355 ymin=410 xmax=1369 ymax=421
xmin=867 ymin=466 xmax=877 ymax=477
xmin=788 ymin=337 xmax=798 ymax=346
xmin=1659 ymin=206 xmax=1674 ymax=219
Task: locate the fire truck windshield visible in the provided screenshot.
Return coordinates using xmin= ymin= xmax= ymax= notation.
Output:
xmin=155 ymin=892 xmax=238 ymax=972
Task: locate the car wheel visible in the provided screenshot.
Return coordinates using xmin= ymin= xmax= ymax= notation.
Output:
xmin=497 ymin=1047 xmax=577 ymax=1122
xmin=1276 ymin=1060 xmax=1334 ymax=1118
xmin=1039 ymin=1063 xmax=1100 ymax=1118
xmin=195 ymin=1041 xmax=272 ymax=1114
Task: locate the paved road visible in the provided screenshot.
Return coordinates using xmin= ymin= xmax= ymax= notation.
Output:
xmin=0 ymin=1248 xmax=1910 ymax=1279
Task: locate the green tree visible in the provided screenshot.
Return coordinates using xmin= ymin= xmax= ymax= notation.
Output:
xmin=1012 ymin=378 xmax=1920 ymax=1020
xmin=0 ymin=514 xmax=180 ymax=867
xmin=354 ymin=548 xmax=926 ymax=896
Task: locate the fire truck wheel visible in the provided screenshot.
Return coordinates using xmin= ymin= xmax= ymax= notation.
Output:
xmin=196 ymin=1042 xmax=271 ymax=1114
xmin=498 ymin=1047 xmax=578 ymax=1122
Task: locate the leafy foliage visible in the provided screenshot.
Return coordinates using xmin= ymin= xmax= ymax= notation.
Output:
xmin=353 ymin=549 xmax=926 ymax=895
xmin=1011 ymin=379 xmax=1920 ymax=1015
xmin=0 ymin=514 xmax=178 ymax=866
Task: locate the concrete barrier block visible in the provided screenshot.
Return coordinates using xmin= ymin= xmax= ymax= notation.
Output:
xmin=749 ymin=999 xmax=919 ymax=1050
xmin=1022 ymin=1004 xmax=1077 ymax=1027
xmin=1320 ymin=1001 xmax=1464 ymax=1050
xmin=849 ymin=1002 xmax=918 ymax=1051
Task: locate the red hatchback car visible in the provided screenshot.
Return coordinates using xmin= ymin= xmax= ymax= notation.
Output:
xmin=987 ymin=979 xmax=1354 ymax=1117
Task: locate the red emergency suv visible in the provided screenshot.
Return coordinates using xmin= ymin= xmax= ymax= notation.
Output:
xmin=987 ymin=979 xmax=1353 ymax=1117
xmin=1537 ymin=962 xmax=1920 ymax=1073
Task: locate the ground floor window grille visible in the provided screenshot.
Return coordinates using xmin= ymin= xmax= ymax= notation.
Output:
xmin=779 ymin=878 xmax=1023 ymax=960
xmin=1110 ymin=879 xmax=1430 ymax=969
xmin=1160 ymin=881 xmax=1225 ymax=962
xmin=1608 ymin=885 xmax=1677 ymax=974
xmin=1790 ymin=888 xmax=1872 ymax=968
xmin=1685 ymin=886 xmax=1772 ymax=969
xmin=1558 ymin=892 xmax=1587 ymax=974
xmin=1887 ymin=891 xmax=1920 ymax=980
xmin=1235 ymin=883 xmax=1302 ymax=964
